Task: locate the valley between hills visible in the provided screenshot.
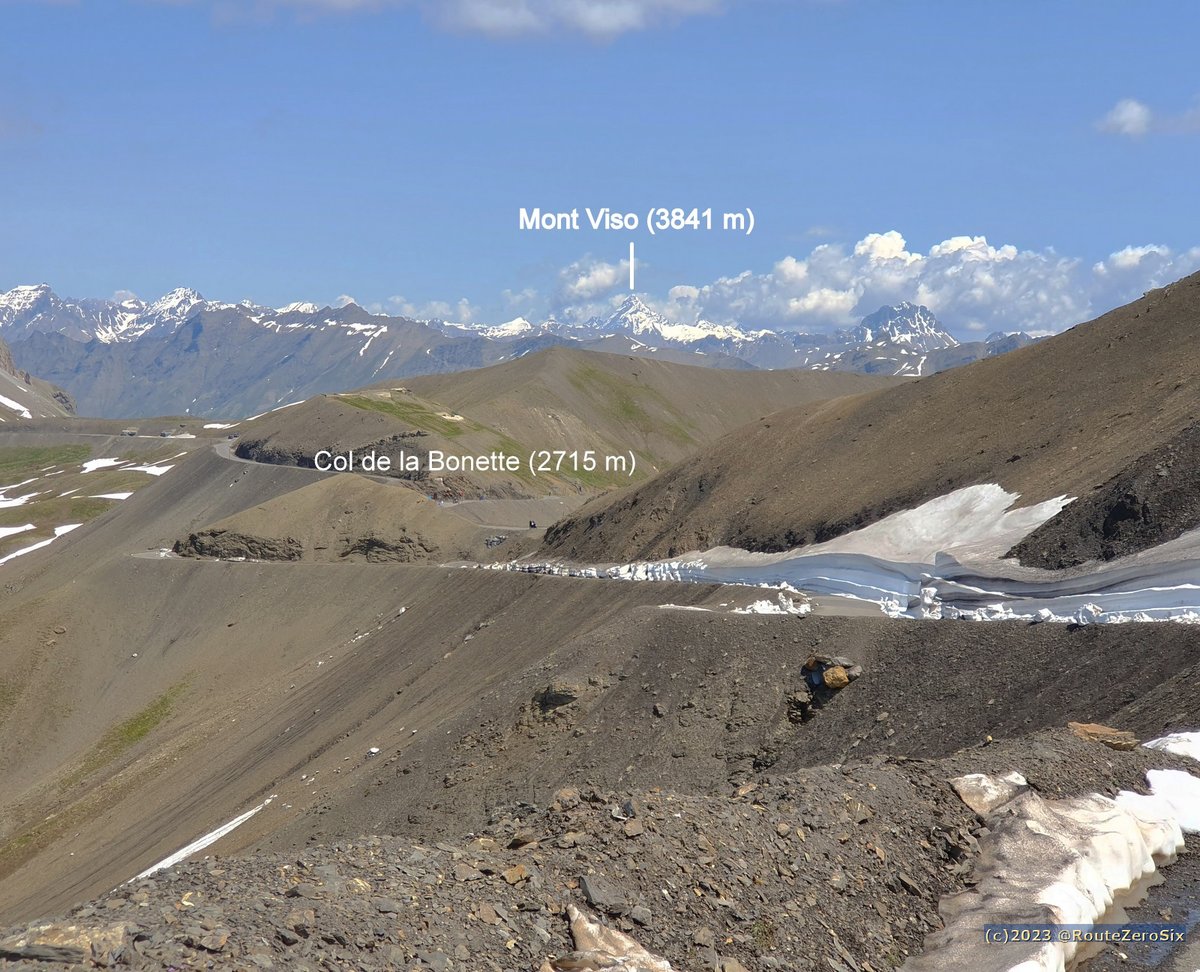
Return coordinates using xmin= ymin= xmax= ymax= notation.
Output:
xmin=2 ymin=282 xmax=1200 ymax=972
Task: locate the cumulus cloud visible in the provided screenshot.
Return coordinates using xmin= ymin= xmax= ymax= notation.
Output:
xmin=369 ymin=294 xmax=479 ymax=322
xmin=140 ymin=0 xmax=723 ymax=37
xmin=502 ymin=286 xmax=540 ymax=307
xmin=1097 ymin=96 xmax=1200 ymax=137
xmin=639 ymin=231 xmax=1200 ymax=337
xmin=329 ymin=231 xmax=1200 ymax=339
xmin=1098 ymin=98 xmax=1153 ymax=137
xmin=558 ymin=255 xmax=631 ymax=300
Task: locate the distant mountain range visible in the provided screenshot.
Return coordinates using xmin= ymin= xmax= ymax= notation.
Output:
xmin=0 ymin=284 xmax=1036 ymax=418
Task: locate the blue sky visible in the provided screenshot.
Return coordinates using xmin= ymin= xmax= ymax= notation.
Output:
xmin=2 ymin=0 xmax=1200 ymax=335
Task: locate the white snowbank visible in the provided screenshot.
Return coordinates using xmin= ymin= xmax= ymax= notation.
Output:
xmin=0 ymin=394 xmax=32 ymax=420
xmin=0 ymin=523 xmax=35 ymax=540
xmin=1143 ymin=769 xmax=1200 ymax=833
xmin=81 ymin=458 xmax=124 ymax=473
xmin=202 ymin=422 xmax=238 ymax=430
xmin=0 ymin=524 xmax=82 ymax=566
xmin=130 ymin=795 xmax=277 ymax=881
xmin=1144 ymin=730 xmax=1200 ymax=762
xmin=89 ymin=492 xmax=134 ymax=501
xmin=911 ymin=781 xmax=1198 ymax=971
xmin=804 ymin=484 xmax=1073 ymax=562
xmin=908 ymin=734 xmax=1200 ymax=971
xmin=0 ymin=491 xmax=38 ymax=509
xmin=507 ymin=484 xmax=1200 ymax=625
xmin=732 ymin=592 xmax=812 ymax=615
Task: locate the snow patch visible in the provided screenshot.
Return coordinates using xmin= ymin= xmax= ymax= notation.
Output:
xmin=505 ymin=484 xmax=1200 ymax=625
xmin=732 ymin=592 xmax=812 ymax=615
xmin=81 ymin=457 xmax=124 ymax=473
xmin=0 ymin=491 xmax=39 ymax=509
xmin=0 ymin=394 xmax=32 ymax=420
xmin=914 ymin=776 xmax=1200 ymax=970
xmin=0 ymin=524 xmax=82 ymax=566
xmin=128 ymin=462 xmax=176 ymax=477
xmin=130 ymin=795 xmax=277 ymax=881
xmin=1144 ymin=731 xmax=1200 ymax=763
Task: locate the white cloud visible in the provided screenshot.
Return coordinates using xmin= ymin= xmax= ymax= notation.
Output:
xmin=502 ymin=286 xmax=540 ymax=307
xmin=142 ymin=0 xmax=723 ymax=36
xmin=773 ymin=255 xmax=809 ymax=285
xmin=335 ymin=232 xmax=1200 ymax=340
xmin=1098 ymin=98 xmax=1153 ymax=137
xmin=1095 ymin=244 xmax=1171 ymax=273
xmin=371 ymin=294 xmax=479 ymax=322
xmin=558 ymin=255 xmax=630 ymax=300
xmin=854 ymin=230 xmax=920 ymax=265
xmin=334 ymin=293 xmax=358 ymax=308
xmin=1097 ymin=96 xmax=1200 ymax=138
xmin=645 ymin=230 xmax=1200 ymax=336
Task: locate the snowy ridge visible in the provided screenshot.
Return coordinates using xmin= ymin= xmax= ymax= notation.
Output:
xmin=845 ymin=301 xmax=958 ymax=352
xmin=593 ymin=296 xmax=771 ymax=346
xmin=0 ymin=285 xmax=1021 ymax=368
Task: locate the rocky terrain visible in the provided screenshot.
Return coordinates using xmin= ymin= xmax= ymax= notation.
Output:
xmin=1008 ymin=421 xmax=1200 ymax=568
xmin=1 ymin=729 xmax=1194 ymax=972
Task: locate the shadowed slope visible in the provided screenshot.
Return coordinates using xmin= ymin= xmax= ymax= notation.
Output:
xmin=544 ymin=272 xmax=1200 ymax=563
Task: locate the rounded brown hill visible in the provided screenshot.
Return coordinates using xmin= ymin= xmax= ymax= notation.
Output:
xmin=233 ymin=347 xmax=896 ymax=499
xmin=544 ymin=272 xmax=1200 ymax=562
xmin=173 ymin=474 xmax=492 ymax=563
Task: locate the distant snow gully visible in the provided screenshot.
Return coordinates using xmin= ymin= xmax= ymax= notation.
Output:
xmin=128 ymin=795 xmax=278 ymax=883
xmin=504 ymin=484 xmax=1200 ymax=625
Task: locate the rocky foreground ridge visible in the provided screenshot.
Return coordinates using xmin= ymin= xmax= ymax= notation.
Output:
xmin=1 ymin=729 xmax=1191 ymax=972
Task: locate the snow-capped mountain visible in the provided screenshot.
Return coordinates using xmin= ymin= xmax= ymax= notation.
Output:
xmin=844 ymin=301 xmax=958 ymax=353
xmin=592 ymin=295 xmax=768 ymax=345
xmin=0 ymin=283 xmax=1036 ymax=418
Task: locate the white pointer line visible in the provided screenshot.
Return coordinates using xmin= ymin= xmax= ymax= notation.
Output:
xmin=629 ymin=241 xmax=636 ymax=291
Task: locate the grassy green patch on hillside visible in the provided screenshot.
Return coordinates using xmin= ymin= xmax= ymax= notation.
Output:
xmin=0 ymin=496 xmax=113 ymax=531
xmin=0 ymin=445 xmax=90 ymax=480
xmin=566 ymin=365 xmax=697 ymax=447
xmin=63 ymin=680 xmax=188 ymax=788
xmin=339 ymin=394 xmax=475 ymax=437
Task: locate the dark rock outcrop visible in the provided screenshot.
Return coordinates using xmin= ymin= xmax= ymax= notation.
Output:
xmin=173 ymin=530 xmax=303 ymax=562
